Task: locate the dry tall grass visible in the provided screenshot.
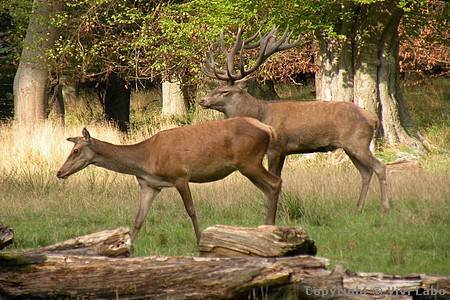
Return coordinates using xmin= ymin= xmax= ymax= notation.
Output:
xmin=1 ymin=120 xmax=448 ymax=237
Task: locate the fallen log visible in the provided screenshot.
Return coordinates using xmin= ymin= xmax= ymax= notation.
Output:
xmin=199 ymin=224 xmax=317 ymax=257
xmin=0 ymin=224 xmax=14 ymax=250
xmin=0 ymin=253 xmax=329 ymax=299
xmin=0 ymin=227 xmax=131 ymax=260
xmin=1 ymin=226 xmax=448 ymax=299
xmin=1 ymin=253 xmax=448 ymax=299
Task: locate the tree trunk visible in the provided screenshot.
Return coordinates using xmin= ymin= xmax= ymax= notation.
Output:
xmin=13 ymin=0 xmax=61 ymax=124
xmin=199 ymin=225 xmax=316 ymax=257
xmin=162 ymin=80 xmax=187 ymax=117
xmin=101 ymin=73 xmax=130 ymax=132
xmin=315 ymin=25 xmax=354 ymax=102
xmin=353 ymin=2 xmax=422 ymax=148
xmin=316 ymin=1 xmax=423 ymax=150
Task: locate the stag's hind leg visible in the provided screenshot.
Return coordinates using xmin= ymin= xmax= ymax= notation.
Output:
xmin=345 ymin=147 xmax=388 ymax=213
xmin=345 ymin=152 xmax=373 ymax=213
xmin=238 ymin=163 xmax=282 ymax=225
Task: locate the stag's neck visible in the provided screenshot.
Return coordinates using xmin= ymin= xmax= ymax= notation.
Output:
xmin=91 ymin=139 xmax=147 ymax=176
xmin=224 ymin=94 xmax=265 ymax=121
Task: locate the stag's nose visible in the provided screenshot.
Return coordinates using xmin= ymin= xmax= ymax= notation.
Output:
xmin=56 ymin=170 xmax=62 ymax=178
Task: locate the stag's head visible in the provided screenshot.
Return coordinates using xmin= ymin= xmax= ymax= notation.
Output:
xmin=199 ymin=82 xmax=248 ymax=113
xmin=199 ymin=27 xmax=301 ymax=113
xmin=57 ymin=128 xmax=95 ymax=179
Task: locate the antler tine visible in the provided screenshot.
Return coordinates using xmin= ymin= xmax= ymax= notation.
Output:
xmin=202 ymin=49 xmax=229 ymax=81
xmin=202 ymin=26 xmax=301 ymax=83
xmin=264 ymin=27 xmax=290 ymax=56
xmin=225 ymin=28 xmax=245 ymax=81
xmin=243 ymin=30 xmax=261 ymax=50
xmin=279 ymin=30 xmax=303 ymax=51
xmin=239 ymin=40 xmax=247 ymax=77
xmin=237 ymin=26 xmax=277 ymax=78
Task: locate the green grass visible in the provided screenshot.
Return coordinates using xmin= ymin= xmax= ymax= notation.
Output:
xmin=1 ymin=78 xmax=449 ymax=276
xmin=1 ymin=156 xmax=448 ymax=275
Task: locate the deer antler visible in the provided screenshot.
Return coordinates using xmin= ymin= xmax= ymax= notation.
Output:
xmin=202 ymin=26 xmax=302 ymax=84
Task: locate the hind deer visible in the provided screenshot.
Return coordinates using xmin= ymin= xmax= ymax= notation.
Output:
xmin=56 ymin=118 xmax=281 ymax=244
xmin=199 ymin=27 xmax=388 ymax=213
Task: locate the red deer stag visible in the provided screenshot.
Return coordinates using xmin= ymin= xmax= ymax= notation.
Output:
xmin=56 ymin=119 xmax=281 ymax=244
xmin=199 ymin=27 xmax=388 ymax=213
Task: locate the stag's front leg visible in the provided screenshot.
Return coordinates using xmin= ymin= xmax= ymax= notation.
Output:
xmin=175 ymin=180 xmax=201 ymax=244
xmin=131 ymin=178 xmax=160 ymax=242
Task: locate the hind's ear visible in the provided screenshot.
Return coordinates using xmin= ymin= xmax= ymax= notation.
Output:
xmin=82 ymin=128 xmax=91 ymax=143
xmin=67 ymin=137 xmax=78 ymax=143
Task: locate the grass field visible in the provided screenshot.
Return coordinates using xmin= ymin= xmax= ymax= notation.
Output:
xmin=0 ymin=79 xmax=449 ymax=276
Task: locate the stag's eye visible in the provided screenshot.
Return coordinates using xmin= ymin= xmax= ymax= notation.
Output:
xmin=73 ymin=149 xmax=79 ymax=154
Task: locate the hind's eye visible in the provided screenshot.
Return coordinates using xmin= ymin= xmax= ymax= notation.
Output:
xmin=73 ymin=149 xmax=79 ymax=154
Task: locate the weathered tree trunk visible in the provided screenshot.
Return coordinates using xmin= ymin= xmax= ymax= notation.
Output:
xmin=316 ymin=1 xmax=423 ymax=150
xmin=13 ymin=0 xmax=61 ymax=124
xmin=0 ymin=224 xmax=14 ymax=250
xmin=162 ymin=80 xmax=188 ymax=116
xmin=353 ymin=2 xmax=422 ymax=148
xmin=315 ymin=26 xmax=354 ymax=102
xmin=199 ymin=225 xmax=316 ymax=257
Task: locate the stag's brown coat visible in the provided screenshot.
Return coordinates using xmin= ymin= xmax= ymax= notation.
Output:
xmin=200 ymin=27 xmax=388 ymax=212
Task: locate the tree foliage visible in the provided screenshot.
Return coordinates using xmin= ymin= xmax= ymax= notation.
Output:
xmin=3 ymin=0 xmax=448 ymax=85
xmin=0 ymin=0 xmax=33 ymax=65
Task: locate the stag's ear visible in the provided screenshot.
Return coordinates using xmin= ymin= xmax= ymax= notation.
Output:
xmin=66 ymin=137 xmax=78 ymax=143
xmin=235 ymin=79 xmax=250 ymax=90
xmin=82 ymin=128 xmax=91 ymax=143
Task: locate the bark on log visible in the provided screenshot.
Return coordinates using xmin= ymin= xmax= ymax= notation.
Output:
xmin=0 ymin=254 xmax=329 ymax=299
xmin=0 ymin=224 xmax=14 ymax=250
xmin=199 ymin=225 xmax=317 ymax=257
xmin=0 ymin=227 xmax=131 ymax=260
xmin=1 ymin=254 xmax=448 ymax=299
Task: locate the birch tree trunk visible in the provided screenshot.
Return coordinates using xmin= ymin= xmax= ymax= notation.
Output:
xmin=162 ymin=80 xmax=187 ymax=117
xmin=13 ymin=0 xmax=61 ymax=124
